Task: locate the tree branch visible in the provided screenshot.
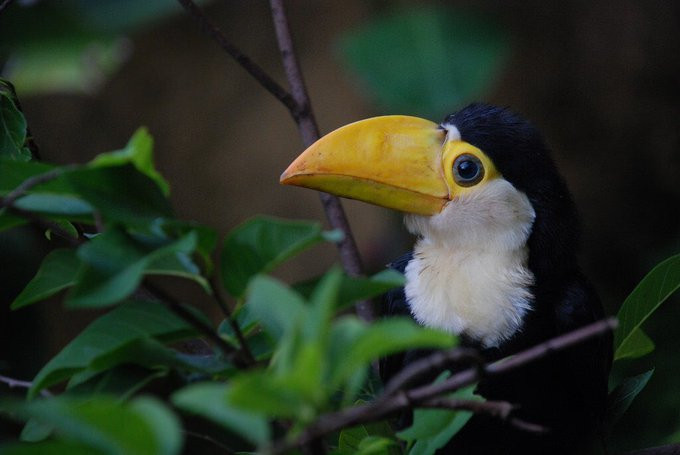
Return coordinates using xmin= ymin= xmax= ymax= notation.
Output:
xmin=268 ymin=317 xmax=617 ymax=453
xmin=208 ymin=275 xmax=255 ymax=365
xmin=141 ymin=281 xmax=250 ymax=368
xmin=176 ymin=0 xmax=372 ymax=320
xmin=0 ymin=0 xmax=14 ymax=14
xmin=419 ymin=397 xmax=549 ymax=434
xmin=0 ymin=374 xmax=52 ymax=397
xmin=268 ymin=0 xmax=373 ymax=321
xmin=0 ymin=167 xmax=71 ymax=209
xmin=621 ymin=444 xmax=680 ymax=455
xmin=383 ymin=347 xmax=483 ymax=396
xmin=174 ymin=0 xmax=299 ymax=114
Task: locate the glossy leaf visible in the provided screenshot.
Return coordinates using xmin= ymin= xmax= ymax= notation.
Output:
xmin=12 ymin=249 xmax=80 ymax=310
xmin=0 ymin=81 xmax=31 ymax=161
xmin=29 ymin=300 xmax=197 ymax=398
xmin=221 ymin=216 xmax=339 ymax=297
xmin=227 ymin=370 xmax=314 ymax=420
xmin=614 ymin=328 xmax=655 ymax=361
xmin=331 ymin=317 xmax=456 ymax=386
xmin=65 ymin=164 xmax=173 ymax=228
xmin=294 ymin=269 xmax=405 ymax=310
xmin=337 ymin=420 xmax=398 ymax=455
xmin=614 ymin=254 xmax=680 ymax=359
xmin=398 ymin=385 xmax=478 ymax=455
xmin=2 ymin=396 xmax=182 ymax=455
xmin=244 ymin=275 xmax=307 ymax=342
xmin=605 ymin=369 xmax=654 ymax=432
xmin=0 ymin=160 xmax=61 ymax=194
xmin=89 ymin=128 xmax=169 ymax=195
xmin=339 ymin=7 xmax=508 ymax=119
xmin=66 ymin=228 xmax=197 ymax=308
xmin=0 ymin=441 xmax=98 ymax=455
xmin=13 ymin=193 xmax=92 ymax=216
xmin=172 ymin=382 xmax=270 ymax=446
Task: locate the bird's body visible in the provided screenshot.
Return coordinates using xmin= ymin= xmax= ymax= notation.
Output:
xmin=282 ymin=103 xmax=612 ymax=454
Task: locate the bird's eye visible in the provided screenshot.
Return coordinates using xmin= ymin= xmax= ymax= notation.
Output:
xmin=452 ymin=154 xmax=484 ymax=186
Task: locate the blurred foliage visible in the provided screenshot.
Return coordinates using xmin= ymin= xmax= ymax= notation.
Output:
xmin=338 ymin=6 xmax=509 ymax=119
xmin=0 ymin=0 xmax=202 ymax=95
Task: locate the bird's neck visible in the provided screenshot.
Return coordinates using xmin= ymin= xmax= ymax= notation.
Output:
xmin=404 ymin=234 xmax=535 ymax=348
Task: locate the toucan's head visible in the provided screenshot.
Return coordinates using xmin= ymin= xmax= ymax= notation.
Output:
xmin=281 ymin=104 xmax=579 ymax=276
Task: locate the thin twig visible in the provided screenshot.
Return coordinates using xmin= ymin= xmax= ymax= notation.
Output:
xmin=2 ymin=204 xmax=83 ymax=246
xmin=208 ymin=275 xmax=255 ymax=365
xmin=0 ymin=167 xmax=70 ymax=209
xmin=142 ymin=281 xmax=249 ymax=368
xmin=268 ymin=317 xmax=617 ymax=453
xmin=184 ymin=430 xmax=235 ymax=453
xmin=620 ymin=444 xmax=680 ymax=455
xmin=0 ymin=374 xmax=52 ymax=397
xmin=174 ymin=0 xmax=299 ymax=114
xmin=175 ymin=0 xmax=372 ymax=320
xmin=0 ymin=0 xmax=14 ymax=14
xmin=420 ymin=397 xmax=548 ymax=434
xmin=383 ymin=347 xmax=483 ymax=396
xmin=268 ymin=0 xmax=373 ymax=321
xmin=419 ymin=397 xmax=549 ymax=434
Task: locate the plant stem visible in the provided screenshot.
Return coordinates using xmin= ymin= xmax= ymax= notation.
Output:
xmin=268 ymin=0 xmax=373 ymax=321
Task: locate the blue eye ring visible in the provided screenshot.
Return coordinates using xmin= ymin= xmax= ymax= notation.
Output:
xmin=453 ymin=154 xmax=484 ymax=187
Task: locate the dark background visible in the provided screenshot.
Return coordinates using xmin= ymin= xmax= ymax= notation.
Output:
xmin=1 ymin=0 xmax=678 ymax=450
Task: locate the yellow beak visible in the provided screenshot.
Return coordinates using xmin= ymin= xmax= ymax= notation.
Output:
xmin=280 ymin=116 xmax=449 ymax=215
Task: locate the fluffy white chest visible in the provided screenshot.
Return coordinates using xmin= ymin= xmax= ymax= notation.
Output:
xmin=404 ymin=243 xmax=534 ymax=347
xmin=402 ymin=178 xmax=537 ymax=348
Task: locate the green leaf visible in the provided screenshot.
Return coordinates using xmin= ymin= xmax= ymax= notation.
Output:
xmin=614 ymin=254 xmax=680 ymax=359
xmin=605 ymin=369 xmax=654 ymax=432
xmin=227 ymin=370 xmax=314 ymax=420
xmin=12 ymin=249 xmax=81 ymax=309
xmin=147 ymin=251 xmax=210 ymax=292
xmin=245 ymin=275 xmax=307 ymax=342
xmin=19 ymin=418 xmax=53 ymax=442
xmin=74 ymin=337 xmax=231 ymax=384
xmin=398 ymin=385 xmax=478 ymax=455
xmin=29 ymin=300 xmax=197 ymax=398
xmin=0 ymin=82 xmax=30 ymax=161
xmin=172 ymin=382 xmax=270 ymax=446
xmin=45 ymin=219 xmax=80 ymax=240
xmin=0 ymin=209 xmax=27 ymax=232
xmin=221 ymin=216 xmax=332 ymax=298
xmin=338 ymin=421 xmax=398 ymax=455
xmin=64 ymin=164 xmax=173 ymax=228
xmin=294 ymin=269 xmax=405 ymax=310
xmin=13 ymin=193 xmax=92 ymax=216
xmin=305 ymin=267 xmax=343 ymax=342
xmin=89 ymin=128 xmax=169 ymax=196
xmin=331 ymin=317 xmax=456 ymax=387
xmin=66 ymin=228 xmax=197 ymax=308
xmin=2 ymin=396 xmax=182 ymax=455
xmin=0 ymin=441 xmax=99 ymax=455
xmin=68 ymin=365 xmax=169 ymax=401
xmin=338 ymin=7 xmax=509 ymax=119
xmin=614 ymin=328 xmax=655 ymax=361
xmin=0 ymin=160 xmax=64 ymax=195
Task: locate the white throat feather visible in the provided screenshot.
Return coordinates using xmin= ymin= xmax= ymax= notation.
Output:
xmin=403 ymin=179 xmax=536 ymax=347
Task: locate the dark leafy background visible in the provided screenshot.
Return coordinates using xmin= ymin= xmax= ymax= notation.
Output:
xmin=1 ymin=0 xmax=678 ymax=452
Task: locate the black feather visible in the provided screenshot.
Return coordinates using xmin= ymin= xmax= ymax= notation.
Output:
xmin=381 ymin=104 xmax=612 ymax=454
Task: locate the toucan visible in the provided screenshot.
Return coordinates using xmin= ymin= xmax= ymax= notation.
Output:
xmin=281 ymin=103 xmax=612 ymax=454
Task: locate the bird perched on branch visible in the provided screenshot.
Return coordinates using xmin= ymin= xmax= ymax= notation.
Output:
xmin=281 ymin=103 xmax=611 ymax=454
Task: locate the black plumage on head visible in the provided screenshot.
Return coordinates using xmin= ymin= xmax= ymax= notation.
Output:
xmin=445 ymin=103 xmax=580 ymax=280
